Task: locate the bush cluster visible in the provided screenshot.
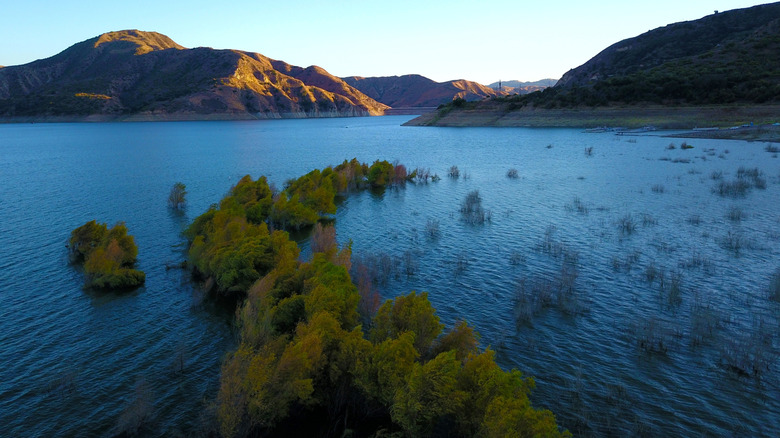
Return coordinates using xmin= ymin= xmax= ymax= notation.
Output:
xmin=184 ymin=162 xmax=567 ymax=437
xmin=184 ymin=159 xmax=419 ymax=296
xmin=216 ymin=240 xmax=567 ymax=438
xmin=68 ymin=220 xmax=145 ymax=289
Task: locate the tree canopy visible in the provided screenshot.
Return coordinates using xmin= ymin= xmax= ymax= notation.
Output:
xmin=185 ymin=161 xmax=568 ymax=437
xmin=68 ymin=220 xmax=145 ymax=290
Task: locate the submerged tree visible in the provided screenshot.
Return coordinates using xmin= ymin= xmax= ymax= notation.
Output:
xmin=68 ymin=220 xmax=145 ymax=290
xmin=168 ymin=182 xmax=187 ymax=209
xmin=192 ymin=163 xmax=567 ymax=437
xmin=460 ymin=190 xmax=490 ymax=225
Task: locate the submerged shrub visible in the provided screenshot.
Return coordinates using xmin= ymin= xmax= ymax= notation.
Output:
xmin=617 ymin=214 xmax=637 ymax=236
xmin=716 ymin=167 xmax=766 ymax=197
xmin=564 ymin=197 xmax=589 ymax=215
xmin=714 ymin=179 xmax=751 ymax=198
xmin=425 ymin=218 xmax=440 ymax=239
xmin=167 ymin=182 xmax=187 ymax=209
xmin=769 ymin=268 xmax=780 ymax=302
xmin=68 ymin=220 xmax=145 ymax=290
xmin=460 ymin=190 xmax=490 ymax=225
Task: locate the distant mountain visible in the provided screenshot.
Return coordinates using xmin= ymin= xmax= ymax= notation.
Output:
xmin=342 ymin=74 xmax=502 ymax=107
xmin=0 ymin=30 xmax=387 ymax=120
xmin=408 ymin=2 xmax=780 ymax=127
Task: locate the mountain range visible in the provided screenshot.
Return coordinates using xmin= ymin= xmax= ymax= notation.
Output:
xmin=343 ymin=75 xmax=503 ymax=108
xmin=0 ymin=31 xmax=515 ymax=121
xmin=0 ymin=30 xmax=389 ymax=120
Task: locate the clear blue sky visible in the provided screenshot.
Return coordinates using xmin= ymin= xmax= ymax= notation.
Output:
xmin=0 ymin=1 xmax=768 ymax=84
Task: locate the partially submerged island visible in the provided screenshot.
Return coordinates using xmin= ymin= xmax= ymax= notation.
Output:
xmin=68 ymin=220 xmax=145 ymax=290
xmin=182 ymin=159 xmax=569 ymax=437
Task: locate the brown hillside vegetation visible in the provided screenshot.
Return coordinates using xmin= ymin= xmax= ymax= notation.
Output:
xmin=0 ymin=30 xmax=387 ymax=120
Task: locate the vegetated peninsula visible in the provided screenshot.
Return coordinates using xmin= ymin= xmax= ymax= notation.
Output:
xmin=0 ymin=30 xmax=388 ymax=121
xmin=407 ymin=2 xmax=780 ymax=129
xmin=342 ymin=74 xmax=506 ymax=109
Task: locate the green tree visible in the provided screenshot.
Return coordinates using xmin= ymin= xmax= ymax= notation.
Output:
xmin=68 ymin=221 xmax=144 ymax=290
xmin=371 ymin=291 xmax=443 ymax=356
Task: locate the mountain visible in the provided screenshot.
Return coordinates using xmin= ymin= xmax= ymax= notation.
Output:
xmin=342 ymin=74 xmax=502 ymax=107
xmin=408 ymin=2 xmax=780 ymax=127
xmin=486 ymin=79 xmax=557 ymax=94
xmin=0 ymin=30 xmax=388 ymax=120
xmin=548 ymin=2 xmax=780 ymax=105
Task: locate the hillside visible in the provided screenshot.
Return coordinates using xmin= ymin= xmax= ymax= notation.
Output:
xmin=409 ymin=3 xmax=780 ymax=127
xmin=0 ymin=30 xmax=388 ymax=120
xmin=486 ymin=79 xmax=556 ymax=94
xmin=342 ymin=74 xmax=503 ymax=107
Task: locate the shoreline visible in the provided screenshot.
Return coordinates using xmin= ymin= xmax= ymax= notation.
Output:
xmin=663 ymin=124 xmax=780 ymax=143
xmin=403 ymin=104 xmax=780 ymax=134
xmin=0 ymin=110 xmax=379 ymax=124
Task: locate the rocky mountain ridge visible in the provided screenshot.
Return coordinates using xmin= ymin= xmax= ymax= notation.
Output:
xmin=0 ymin=30 xmax=388 ymax=120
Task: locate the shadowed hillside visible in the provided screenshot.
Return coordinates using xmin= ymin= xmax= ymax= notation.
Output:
xmin=0 ymin=30 xmax=388 ymax=120
xmin=409 ymin=3 xmax=780 ymax=127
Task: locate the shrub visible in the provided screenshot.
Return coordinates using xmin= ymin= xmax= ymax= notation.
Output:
xmin=425 ymin=218 xmax=440 ymax=239
xmin=460 ymin=190 xmax=490 ymax=225
xmin=68 ymin=221 xmax=145 ymax=290
xmin=769 ymin=268 xmax=780 ymax=302
xmin=617 ymin=214 xmax=636 ymax=236
xmin=167 ymin=182 xmax=187 ymax=209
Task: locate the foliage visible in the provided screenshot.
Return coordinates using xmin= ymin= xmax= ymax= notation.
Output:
xmin=213 ymin=247 xmax=565 ymax=436
xmin=168 ymin=182 xmax=187 ymax=209
xmin=68 ymin=220 xmax=145 ymax=290
xmin=191 ymin=163 xmax=567 ymax=437
xmin=184 ymin=160 xmax=427 ymax=296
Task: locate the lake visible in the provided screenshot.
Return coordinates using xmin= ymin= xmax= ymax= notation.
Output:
xmin=0 ymin=116 xmax=778 ymax=436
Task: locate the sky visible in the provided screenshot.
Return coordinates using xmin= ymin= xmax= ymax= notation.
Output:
xmin=0 ymin=0 xmax=769 ymax=85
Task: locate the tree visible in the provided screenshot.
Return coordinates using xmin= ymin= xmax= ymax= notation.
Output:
xmin=68 ymin=221 xmax=145 ymax=290
xmin=168 ymin=182 xmax=187 ymax=209
xmin=370 ymin=291 xmax=443 ymax=357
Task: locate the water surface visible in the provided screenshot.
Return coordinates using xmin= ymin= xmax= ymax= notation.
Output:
xmin=0 ymin=117 xmax=778 ymax=436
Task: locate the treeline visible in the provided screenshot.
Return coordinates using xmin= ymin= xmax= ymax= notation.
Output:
xmin=495 ymin=68 xmax=780 ymax=110
xmin=184 ymin=160 xmax=567 ymax=436
xmin=217 ymin=235 xmax=566 ymax=437
xmin=184 ymin=159 xmax=421 ymax=296
xmin=68 ymin=220 xmax=145 ymax=289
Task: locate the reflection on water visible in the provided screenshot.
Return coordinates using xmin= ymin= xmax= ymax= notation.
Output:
xmin=0 ymin=117 xmax=778 ymax=436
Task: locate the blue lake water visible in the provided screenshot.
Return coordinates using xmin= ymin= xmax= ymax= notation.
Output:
xmin=0 ymin=116 xmax=778 ymax=436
